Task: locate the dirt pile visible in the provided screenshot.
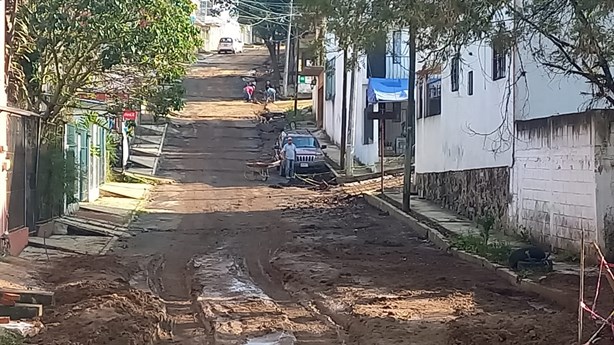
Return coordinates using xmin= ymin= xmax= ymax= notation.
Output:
xmin=28 ymin=256 xmax=169 ymax=345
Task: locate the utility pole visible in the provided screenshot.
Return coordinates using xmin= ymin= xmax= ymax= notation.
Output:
xmin=340 ymin=48 xmax=348 ymax=169
xmin=282 ymin=0 xmax=294 ymax=97
xmin=293 ymin=31 xmax=300 ymax=116
xmin=345 ymin=48 xmax=356 ymax=176
xmin=402 ymin=28 xmax=416 ymax=212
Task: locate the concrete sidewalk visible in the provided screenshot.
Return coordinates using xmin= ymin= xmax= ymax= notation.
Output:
xmin=384 ymin=189 xmax=526 ymax=246
xmin=21 ymin=182 xmax=152 ymax=261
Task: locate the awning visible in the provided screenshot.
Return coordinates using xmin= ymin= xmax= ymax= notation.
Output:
xmin=367 ymin=78 xmax=409 ymax=104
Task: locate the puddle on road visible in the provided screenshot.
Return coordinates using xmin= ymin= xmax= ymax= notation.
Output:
xmin=244 ymin=332 xmax=296 ymax=345
xmin=191 ymin=254 xmax=271 ymax=301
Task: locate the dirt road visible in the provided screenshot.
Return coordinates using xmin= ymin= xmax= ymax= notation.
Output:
xmin=30 ymin=48 xmax=593 ymax=345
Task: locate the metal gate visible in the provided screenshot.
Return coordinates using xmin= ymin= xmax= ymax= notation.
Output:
xmin=6 ymin=114 xmax=38 ymax=232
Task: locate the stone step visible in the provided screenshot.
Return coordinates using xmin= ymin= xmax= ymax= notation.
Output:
xmin=0 ymin=303 xmax=43 ymax=320
xmin=0 ymin=290 xmax=54 ymax=306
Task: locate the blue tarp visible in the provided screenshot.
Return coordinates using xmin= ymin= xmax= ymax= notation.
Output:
xmin=367 ymin=78 xmax=410 ymax=104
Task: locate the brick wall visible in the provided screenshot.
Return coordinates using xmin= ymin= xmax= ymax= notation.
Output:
xmin=510 ymin=113 xmax=598 ymax=252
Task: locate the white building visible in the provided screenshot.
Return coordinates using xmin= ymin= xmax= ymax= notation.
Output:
xmin=318 ymin=29 xmax=411 ymax=170
xmin=415 ymin=35 xmax=614 ymax=255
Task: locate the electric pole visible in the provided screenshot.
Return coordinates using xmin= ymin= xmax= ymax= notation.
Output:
xmin=345 ymin=49 xmax=356 ymax=177
xmin=340 ymin=48 xmax=348 ymax=169
xmin=402 ymin=28 xmax=416 ymax=212
xmin=293 ymin=31 xmax=300 ymax=116
xmin=282 ymin=0 xmax=294 ymax=97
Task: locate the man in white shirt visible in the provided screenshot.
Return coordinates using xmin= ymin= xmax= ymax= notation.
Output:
xmin=281 ymin=137 xmax=297 ymax=179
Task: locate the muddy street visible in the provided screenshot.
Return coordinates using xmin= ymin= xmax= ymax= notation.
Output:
xmin=29 ymin=48 xmax=584 ymax=345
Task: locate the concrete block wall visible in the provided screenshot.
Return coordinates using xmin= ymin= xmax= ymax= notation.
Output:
xmin=510 ymin=113 xmax=598 ymax=252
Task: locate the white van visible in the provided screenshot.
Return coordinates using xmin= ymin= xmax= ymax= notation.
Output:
xmin=217 ymin=37 xmax=244 ymax=54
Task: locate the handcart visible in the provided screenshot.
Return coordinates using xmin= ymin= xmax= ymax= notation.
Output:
xmin=244 ymin=160 xmax=281 ymax=181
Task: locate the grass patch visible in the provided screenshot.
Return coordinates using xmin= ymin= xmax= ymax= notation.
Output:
xmin=0 ymin=330 xmax=24 ymax=345
xmin=451 ymin=234 xmax=513 ymax=265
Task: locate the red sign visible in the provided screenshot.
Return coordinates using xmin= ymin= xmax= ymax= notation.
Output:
xmin=123 ymin=110 xmax=137 ymax=120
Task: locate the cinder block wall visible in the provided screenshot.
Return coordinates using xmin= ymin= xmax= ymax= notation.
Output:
xmin=510 ymin=111 xmax=606 ymax=254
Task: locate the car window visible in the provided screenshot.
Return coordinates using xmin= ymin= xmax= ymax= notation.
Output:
xmin=219 ymin=38 xmax=233 ymax=43
xmin=282 ymin=136 xmax=318 ymax=148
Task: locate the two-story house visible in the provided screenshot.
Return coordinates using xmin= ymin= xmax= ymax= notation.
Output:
xmin=415 ymin=35 xmax=614 ymax=256
xmin=319 ymin=29 xmax=411 ymax=171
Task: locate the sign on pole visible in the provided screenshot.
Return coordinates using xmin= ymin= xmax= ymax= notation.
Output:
xmin=123 ymin=110 xmax=137 ymax=121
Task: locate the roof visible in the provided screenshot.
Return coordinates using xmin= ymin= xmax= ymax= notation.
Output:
xmin=0 ymin=105 xmax=40 ymax=117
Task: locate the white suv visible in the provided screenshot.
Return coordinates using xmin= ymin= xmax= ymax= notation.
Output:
xmin=217 ymin=37 xmax=243 ymax=54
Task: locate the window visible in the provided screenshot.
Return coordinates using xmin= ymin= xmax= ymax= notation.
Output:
xmin=492 ymin=44 xmax=506 ymax=80
xmin=426 ymin=75 xmax=442 ymax=116
xmin=451 ymin=55 xmax=460 ymax=92
xmin=283 ymin=136 xmax=318 ymax=148
xmin=325 ymin=58 xmax=336 ymax=100
xmin=199 ymin=0 xmax=211 ymax=15
xmin=392 ymin=30 xmax=402 ymax=64
xmin=467 ymin=71 xmax=474 ymax=95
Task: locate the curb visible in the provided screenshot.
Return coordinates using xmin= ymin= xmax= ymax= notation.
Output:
xmin=99 ymin=236 xmax=119 ymax=256
xmin=363 ymin=193 xmax=577 ymax=312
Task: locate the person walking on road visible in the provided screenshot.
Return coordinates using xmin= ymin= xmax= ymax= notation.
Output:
xmin=281 ymin=136 xmax=297 ymax=179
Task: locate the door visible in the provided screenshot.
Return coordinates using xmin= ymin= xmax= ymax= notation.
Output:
xmin=65 ymin=124 xmax=79 ymax=204
xmin=77 ymin=131 xmax=89 ymax=202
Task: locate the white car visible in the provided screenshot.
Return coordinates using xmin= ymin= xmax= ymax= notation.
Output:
xmin=217 ymin=37 xmax=243 ymax=54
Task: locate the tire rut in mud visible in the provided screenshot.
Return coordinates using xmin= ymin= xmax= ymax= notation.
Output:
xmin=172 ymin=250 xmax=345 ymax=345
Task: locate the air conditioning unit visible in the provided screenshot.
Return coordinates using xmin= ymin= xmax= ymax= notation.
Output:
xmin=395 ymin=137 xmax=406 ymax=155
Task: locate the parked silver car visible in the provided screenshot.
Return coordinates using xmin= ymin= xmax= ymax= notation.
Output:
xmin=274 ymin=130 xmax=328 ymax=174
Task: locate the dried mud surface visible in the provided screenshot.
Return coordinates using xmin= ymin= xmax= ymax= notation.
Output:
xmin=22 ymin=48 xmax=608 ymax=345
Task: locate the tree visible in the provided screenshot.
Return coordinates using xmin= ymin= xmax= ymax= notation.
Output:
xmin=224 ymin=0 xmax=296 ymax=87
xmin=13 ymin=0 xmax=202 ymax=122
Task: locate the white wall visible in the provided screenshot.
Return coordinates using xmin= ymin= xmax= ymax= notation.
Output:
xmin=415 ymin=41 xmax=514 ymax=174
xmin=195 ymin=8 xmax=242 ymax=52
xmin=510 ymin=115 xmax=598 ymax=251
xmin=323 ymin=33 xmax=344 ymax=146
xmin=514 ymin=40 xmax=608 ymax=121
xmin=353 ymin=56 xmax=380 ymax=167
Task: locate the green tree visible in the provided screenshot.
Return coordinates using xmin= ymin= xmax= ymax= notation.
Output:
xmin=311 ymin=0 xmax=614 ymax=108
xmin=13 ymin=0 xmax=201 ymax=122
